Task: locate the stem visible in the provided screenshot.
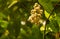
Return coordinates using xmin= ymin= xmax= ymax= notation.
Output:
xmin=43 ymin=21 xmax=46 ymax=39
xmin=43 ymin=8 xmax=55 ymax=39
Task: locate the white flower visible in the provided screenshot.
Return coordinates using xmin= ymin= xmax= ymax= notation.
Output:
xmin=43 ymin=21 xmax=46 ymax=26
xmin=28 ymin=3 xmax=43 ymax=25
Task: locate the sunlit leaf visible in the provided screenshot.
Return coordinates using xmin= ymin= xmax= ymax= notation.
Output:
xmin=1 ymin=21 xmax=8 ymax=28
xmin=44 ymin=11 xmax=50 ymax=18
xmin=8 ymin=0 xmax=18 ymax=8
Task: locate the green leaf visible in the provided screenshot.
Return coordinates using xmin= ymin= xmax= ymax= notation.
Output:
xmin=44 ymin=11 xmax=50 ymax=18
xmin=20 ymin=28 xmax=26 ymax=35
xmin=8 ymin=0 xmax=18 ymax=8
xmin=0 ymin=12 xmax=6 ymax=18
xmin=29 ymin=24 xmax=43 ymax=39
xmin=55 ymin=15 xmax=60 ymax=26
xmin=51 ymin=0 xmax=60 ymax=2
xmin=46 ymin=32 xmax=55 ymax=39
xmin=38 ymin=0 xmax=54 ymax=13
xmin=54 ymin=6 xmax=60 ymax=27
xmin=47 ymin=20 xmax=59 ymax=32
xmin=1 ymin=21 xmax=8 ymax=28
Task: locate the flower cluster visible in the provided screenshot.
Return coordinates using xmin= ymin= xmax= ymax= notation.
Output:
xmin=28 ymin=3 xmax=43 ymax=25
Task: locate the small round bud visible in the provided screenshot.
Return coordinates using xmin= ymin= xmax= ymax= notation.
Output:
xmin=21 ymin=21 xmax=26 ymax=25
xmin=31 ymin=9 xmax=36 ymax=14
xmin=34 ymin=6 xmax=40 ymax=10
xmin=33 ymin=3 xmax=38 ymax=8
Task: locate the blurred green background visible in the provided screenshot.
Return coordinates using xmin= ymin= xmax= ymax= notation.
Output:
xmin=0 ymin=0 xmax=60 ymax=39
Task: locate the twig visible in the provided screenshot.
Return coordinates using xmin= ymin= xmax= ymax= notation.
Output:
xmin=43 ymin=7 xmax=55 ymax=39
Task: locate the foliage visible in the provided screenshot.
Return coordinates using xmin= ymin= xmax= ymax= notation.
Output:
xmin=0 ymin=0 xmax=60 ymax=39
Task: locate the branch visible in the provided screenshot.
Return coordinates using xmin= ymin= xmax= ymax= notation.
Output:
xmin=43 ymin=7 xmax=55 ymax=39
